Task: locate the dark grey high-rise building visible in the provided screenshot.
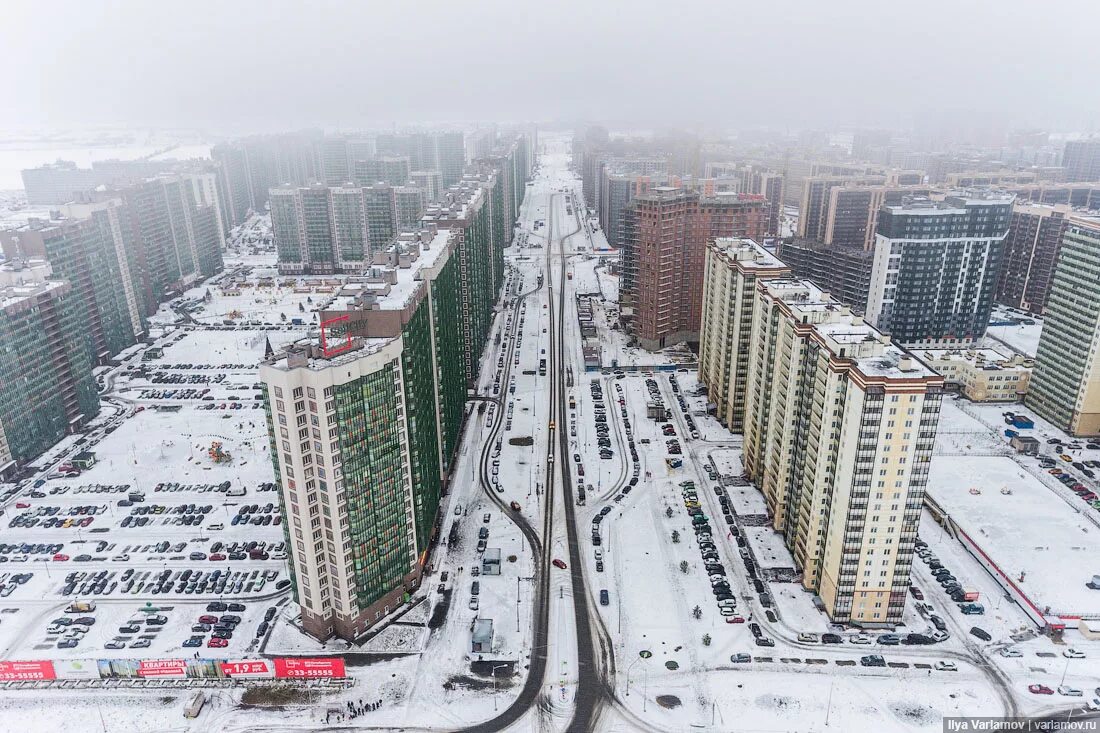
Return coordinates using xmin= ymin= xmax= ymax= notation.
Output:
xmin=995 ymin=203 xmax=1071 ymax=314
xmin=866 ymin=193 xmax=1013 ymax=346
xmin=1063 ymin=138 xmax=1100 ymax=183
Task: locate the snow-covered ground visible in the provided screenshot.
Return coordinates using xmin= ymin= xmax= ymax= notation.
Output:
xmin=984 ymin=305 xmax=1044 ymax=357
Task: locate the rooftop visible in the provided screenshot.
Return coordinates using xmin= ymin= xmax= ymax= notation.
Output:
xmin=709 ymin=237 xmax=787 ymax=271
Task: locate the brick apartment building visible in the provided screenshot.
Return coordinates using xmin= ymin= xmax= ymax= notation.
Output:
xmin=620 ymin=187 xmax=767 ymax=350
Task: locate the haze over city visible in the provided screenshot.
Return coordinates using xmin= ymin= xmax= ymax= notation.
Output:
xmin=1 ymin=1 xmax=1100 ymax=732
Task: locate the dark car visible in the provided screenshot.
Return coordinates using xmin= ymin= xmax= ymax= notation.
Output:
xmin=970 ymin=627 xmax=992 ymax=642
xmin=821 ymin=633 xmax=843 ymax=644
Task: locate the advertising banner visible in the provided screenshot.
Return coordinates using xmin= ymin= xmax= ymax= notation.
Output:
xmin=219 ymin=659 xmax=275 ymax=679
xmin=138 ymin=659 xmax=189 ymax=678
xmin=273 ymin=657 xmax=346 ymax=679
xmin=0 ymin=661 xmax=55 ymax=681
xmin=53 ymin=659 xmax=99 ymax=680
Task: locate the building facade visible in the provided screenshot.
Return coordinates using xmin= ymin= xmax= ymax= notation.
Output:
xmin=777 ymin=238 xmax=875 ymax=313
xmin=912 ymin=348 xmax=1032 ymax=402
xmin=0 ymin=272 xmax=99 ymax=469
xmin=995 ymin=203 xmax=1071 ymax=314
xmin=697 ymin=238 xmax=789 ymax=431
xmin=742 ymin=278 xmax=942 ymax=626
xmin=260 ymin=224 xmax=493 ymax=641
xmin=1026 ymin=216 xmax=1100 ymax=435
xmin=270 ymin=185 xmax=374 ymax=275
xmin=865 ymin=194 xmax=1013 ymax=346
xmin=621 ymin=188 xmax=768 ymax=350
xmin=1063 ymin=138 xmax=1100 ymax=183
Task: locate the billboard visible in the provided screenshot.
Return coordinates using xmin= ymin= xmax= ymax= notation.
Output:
xmin=54 ymin=659 xmax=100 ymax=680
xmin=219 ymin=659 xmax=275 ymax=679
xmin=273 ymin=657 xmax=346 ymax=679
xmin=0 ymin=657 xmax=346 ymax=682
xmin=0 ymin=661 xmax=55 ymax=681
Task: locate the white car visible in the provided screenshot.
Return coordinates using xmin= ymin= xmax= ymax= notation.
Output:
xmin=930 ymin=630 xmax=950 ymax=642
xmin=849 ymin=634 xmax=872 ymax=645
xmin=1063 ymin=648 xmax=1086 ymax=659
xmin=469 ymin=597 xmax=479 ymax=611
xmin=797 ymin=633 xmax=819 ymax=643
xmin=934 ymin=661 xmax=957 ymax=671
xmin=999 ymin=647 xmax=1023 ymax=658
xmin=1085 ymin=698 xmax=1100 ymax=712
xmin=1058 ymin=685 xmax=1083 ymax=697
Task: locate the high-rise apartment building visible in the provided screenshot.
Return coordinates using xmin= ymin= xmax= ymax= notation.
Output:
xmin=409 ymin=170 xmax=443 ymax=203
xmin=995 ymin=203 xmax=1071 ymax=314
xmin=698 ymin=238 xmax=789 ymax=431
xmin=435 ymin=132 xmax=466 ymax=188
xmin=741 ymin=278 xmax=942 ymax=625
xmin=363 ymin=184 xmax=396 ymax=252
xmin=392 ymin=186 xmax=425 ymax=232
xmin=270 ymin=185 xmax=374 ymax=275
xmin=421 ymin=179 xmax=504 ymax=384
xmin=598 ymin=172 xmax=666 ymax=249
xmin=620 ymin=188 xmax=767 ymax=350
xmin=1063 ymin=138 xmax=1100 ymax=183
xmin=1026 ymin=215 xmax=1100 ymax=435
xmin=20 ymin=161 xmax=104 ymax=206
xmin=822 ymin=184 xmax=933 ymax=250
xmin=353 ymin=157 xmax=412 ymax=187
xmin=261 ymin=226 xmax=474 ymax=641
xmin=0 ymin=264 xmax=99 ymax=470
xmin=777 ymin=239 xmax=875 ymax=313
xmin=865 ymin=194 xmax=1013 ymax=346
xmin=0 ymin=205 xmax=146 ymax=363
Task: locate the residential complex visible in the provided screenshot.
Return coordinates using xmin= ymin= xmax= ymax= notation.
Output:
xmin=865 ymin=193 xmax=1013 ymax=346
xmin=912 ymin=348 xmax=1032 ymax=402
xmin=260 ymin=227 xmax=469 ymax=640
xmin=0 ymin=262 xmax=99 ymax=474
xmin=994 ymin=203 xmax=1071 ymax=314
xmin=270 ymin=185 xmax=374 ymax=275
xmin=740 ymin=278 xmax=943 ymax=625
xmin=697 ymin=238 xmax=789 ymax=431
xmin=620 ymin=188 xmax=768 ymax=350
xmin=1026 ymin=215 xmax=1100 ymax=435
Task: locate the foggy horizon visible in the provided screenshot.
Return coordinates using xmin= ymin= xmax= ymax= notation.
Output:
xmin=3 ymin=0 xmax=1100 ymax=134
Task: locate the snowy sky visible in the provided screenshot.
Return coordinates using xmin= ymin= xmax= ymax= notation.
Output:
xmin=2 ymin=0 xmax=1099 ymax=132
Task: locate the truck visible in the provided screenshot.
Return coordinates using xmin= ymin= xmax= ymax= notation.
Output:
xmin=67 ymin=601 xmax=96 ymax=613
xmin=963 ymin=589 xmax=980 ymax=602
xmin=1011 ymin=415 xmax=1035 ymax=429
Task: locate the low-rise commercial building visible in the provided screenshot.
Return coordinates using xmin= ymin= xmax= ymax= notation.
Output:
xmin=912 ymin=348 xmax=1032 ymax=402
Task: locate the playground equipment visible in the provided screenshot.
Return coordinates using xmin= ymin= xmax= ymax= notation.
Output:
xmin=208 ymin=440 xmax=232 ymax=464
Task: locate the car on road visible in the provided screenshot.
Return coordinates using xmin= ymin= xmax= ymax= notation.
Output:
xmin=860 ymin=655 xmax=886 ymax=667
xmin=1063 ymin=648 xmax=1086 ymax=658
xmin=552 ymin=559 xmax=567 ymax=570
xmin=1086 ymin=698 xmax=1100 ymax=712
xmin=797 ymin=633 xmax=819 ymax=643
xmin=725 ymin=616 xmax=745 ymax=624
xmin=999 ymin=647 xmax=1022 ymax=658
xmin=934 ymin=661 xmax=957 ymax=671
xmin=969 ymin=627 xmax=992 ymax=642
xmin=730 ymin=653 xmax=751 ymax=663
xmin=469 ymin=597 xmax=479 ymax=611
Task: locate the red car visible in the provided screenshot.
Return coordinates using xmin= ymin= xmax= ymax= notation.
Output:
xmin=552 ymin=559 xmax=567 ymax=570
xmin=207 ymin=637 xmax=228 ymax=648
xmin=52 ymin=553 xmax=69 ymax=562
xmin=198 ymin=615 xmax=218 ymax=625
xmin=209 ymin=553 xmax=226 ymax=561
xmin=79 ymin=517 xmax=93 ymax=527
xmin=725 ymin=616 xmax=746 ymax=624
xmin=15 ymin=502 xmax=29 ymax=509
xmin=1028 ymin=684 xmax=1054 ymax=695
xmin=510 ymin=501 xmax=521 ymax=511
